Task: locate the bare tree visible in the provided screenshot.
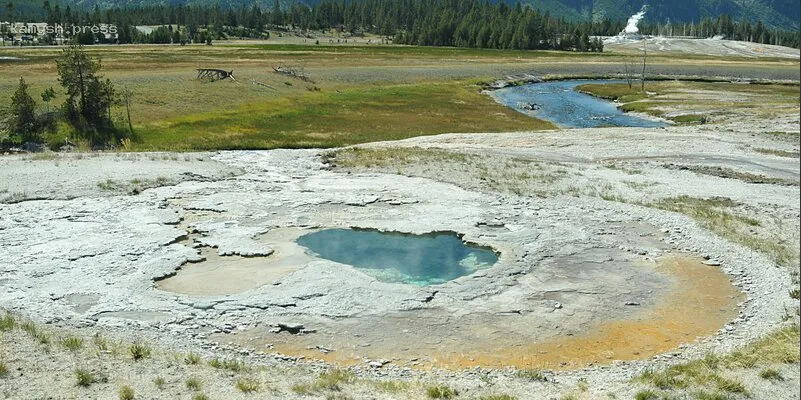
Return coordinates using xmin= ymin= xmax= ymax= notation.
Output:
xmin=641 ymin=40 xmax=647 ymax=91
xmin=623 ymin=56 xmax=635 ymax=89
xmin=121 ymin=85 xmax=134 ymax=135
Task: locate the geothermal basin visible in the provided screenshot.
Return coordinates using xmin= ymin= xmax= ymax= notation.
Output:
xmin=2 ymin=148 xmax=776 ymax=373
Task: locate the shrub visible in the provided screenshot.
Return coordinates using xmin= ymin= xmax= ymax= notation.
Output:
xmin=759 ymin=368 xmax=784 ymax=381
xmin=185 ymin=352 xmax=201 ymax=365
xmin=154 ymin=377 xmax=166 ymax=390
xmin=186 ymin=377 xmax=202 ymax=391
xmin=427 ymin=385 xmax=458 ymax=399
xmin=634 ymin=390 xmax=658 ymax=400
xmin=292 ymin=369 xmax=356 ymax=394
xmin=515 ymin=368 xmax=548 ymax=382
xmin=20 ymin=321 xmax=38 ymax=336
xmin=235 ymin=378 xmax=260 ymax=393
xmin=119 ymin=385 xmax=135 ymax=400
xmin=317 ymin=369 xmax=355 ymax=391
xmin=75 ymin=368 xmax=96 ymax=387
xmin=60 ymin=335 xmax=84 ymax=351
xmin=0 ymin=359 xmax=8 ymax=378
xmin=92 ymin=333 xmax=109 ymax=351
xmin=208 ymin=357 xmax=247 ymax=372
xmin=0 ymin=313 xmax=14 ymax=331
xmin=129 ymin=342 xmax=151 ymax=361
xmin=21 ymin=322 xmax=51 ymax=346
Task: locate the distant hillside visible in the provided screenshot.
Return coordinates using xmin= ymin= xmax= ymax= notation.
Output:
xmin=5 ymin=0 xmax=800 ymax=30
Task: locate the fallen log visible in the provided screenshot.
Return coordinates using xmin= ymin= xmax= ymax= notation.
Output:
xmin=196 ymin=69 xmax=235 ymax=81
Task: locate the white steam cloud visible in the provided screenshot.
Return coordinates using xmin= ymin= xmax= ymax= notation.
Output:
xmin=623 ymin=5 xmax=647 ymax=35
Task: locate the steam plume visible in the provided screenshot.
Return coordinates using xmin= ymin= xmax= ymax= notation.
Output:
xmin=623 ymin=6 xmax=647 ymax=35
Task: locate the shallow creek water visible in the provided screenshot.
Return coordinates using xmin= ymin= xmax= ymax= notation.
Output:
xmin=492 ymin=79 xmax=667 ymax=128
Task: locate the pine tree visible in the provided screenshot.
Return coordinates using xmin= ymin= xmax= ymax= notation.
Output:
xmin=10 ymin=77 xmax=38 ymax=142
xmin=271 ymin=0 xmax=283 ymax=27
xmin=56 ymin=44 xmax=118 ymax=143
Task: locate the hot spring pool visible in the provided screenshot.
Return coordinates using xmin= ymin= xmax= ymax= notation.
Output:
xmin=296 ymin=228 xmax=498 ymax=286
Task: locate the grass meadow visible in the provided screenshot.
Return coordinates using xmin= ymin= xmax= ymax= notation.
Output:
xmin=0 ymin=42 xmax=798 ymax=150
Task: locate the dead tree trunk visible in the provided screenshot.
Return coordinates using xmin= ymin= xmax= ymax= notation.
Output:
xmin=122 ymin=85 xmax=134 ymax=135
xmin=196 ymin=69 xmax=235 ymax=81
xmin=641 ymin=41 xmax=647 ymax=92
xmin=624 ymin=56 xmax=635 ymax=89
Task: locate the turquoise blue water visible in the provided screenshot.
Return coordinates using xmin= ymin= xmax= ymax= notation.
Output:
xmin=296 ymin=229 xmax=498 ymax=286
xmin=493 ymin=79 xmax=666 ymax=129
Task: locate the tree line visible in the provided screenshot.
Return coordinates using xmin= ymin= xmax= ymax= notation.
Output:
xmin=3 ymin=0 xmax=798 ymax=49
xmin=639 ymin=14 xmax=800 ymax=48
xmin=7 ymin=0 xmax=613 ymax=51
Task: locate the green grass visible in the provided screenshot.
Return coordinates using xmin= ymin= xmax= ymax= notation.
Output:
xmin=671 ymin=114 xmax=710 ymax=124
xmin=129 ymin=342 xmax=152 ymax=361
xmin=515 ymin=368 xmax=549 ymax=382
xmin=693 ymin=391 xmax=728 ymax=400
xmin=292 ymin=369 xmax=356 ymax=394
xmin=726 ymin=324 xmax=800 ymax=367
xmin=426 ymin=384 xmax=458 ymax=399
xmin=0 ymin=313 xmax=14 ymax=331
xmin=0 ymin=359 xmax=8 ymax=378
xmin=478 ymin=396 xmax=516 ymax=400
xmin=578 ymin=81 xmax=800 ymax=123
xmin=208 ymin=357 xmax=247 ymax=372
xmin=638 ymin=359 xmax=747 ymax=394
xmin=97 ymin=179 xmax=119 ymax=191
xmin=651 ymin=196 xmax=797 ymax=267
xmin=634 ymin=390 xmax=659 ymax=400
xmin=59 ymin=335 xmax=84 ymax=351
xmin=754 ymin=147 xmax=801 ymax=158
xmin=235 ymin=377 xmax=260 ymax=393
xmin=3 ymin=42 xmax=798 ymax=152
xmin=666 ymin=164 xmax=797 ymax=186
xmin=328 ymin=147 xmax=568 ymax=197
xmin=637 ymin=325 xmax=799 ymax=394
xmin=131 ymin=82 xmax=551 ymax=151
xmin=371 ymin=380 xmax=414 ymax=393
xmin=92 ymin=333 xmax=109 ymax=351
xmin=154 ymin=377 xmax=166 ymax=390
xmin=185 ymin=352 xmax=201 ymax=365
xmin=758 ymin=368 xmax=784 ymax=381
xmin=576 ymin=83 xmax=649 ymax=103
xmin=325 ymin=146 xmax=475 ymax=169
xmin=74 ymin=368 xmax=97 ymax=387
xmin=20 ymin=321 xmax=51 ymax=346
xmin=185 ymin=377 xmax=202 ymax=391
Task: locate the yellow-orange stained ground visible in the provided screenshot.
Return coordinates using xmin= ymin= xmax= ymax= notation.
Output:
xmin=251 ymin=255 xmax=743 ymax=370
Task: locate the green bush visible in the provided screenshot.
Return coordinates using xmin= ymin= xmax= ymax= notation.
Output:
xmin=75 ymin=368 xmax=96 ymax=387
xmin=129 ymin=342 xmax=151 ymax=361
xmin=427 ymin=385 xmax=458 ymax=399
xmin=119 ymin=385 xmax=135 ymax=400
